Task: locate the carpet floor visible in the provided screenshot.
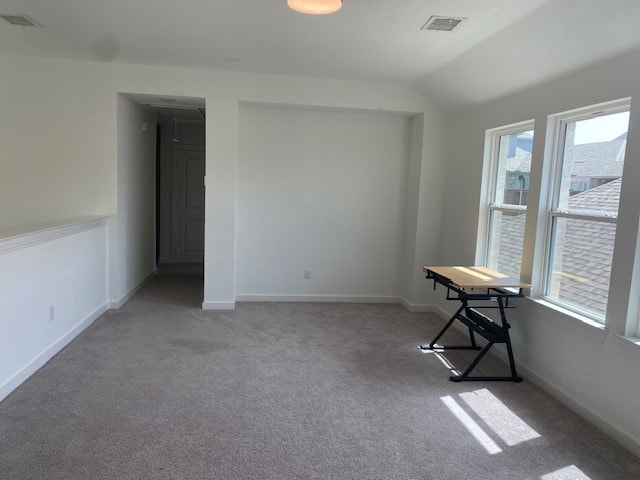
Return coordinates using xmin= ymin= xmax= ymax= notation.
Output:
xmin=1 ymin=274 xmax=639 ymax=479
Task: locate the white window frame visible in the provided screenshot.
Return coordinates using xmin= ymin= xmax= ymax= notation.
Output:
xmin=478 ymin=120 xmax=534 ymax=277
xmin=540 ymin=100 xmax=630 ymax=323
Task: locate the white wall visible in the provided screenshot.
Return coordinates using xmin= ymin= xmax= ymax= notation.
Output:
xmin=0 ymin=218 xmax=109 ymax=401
xmin=0 ymin=59 xmax=116 ymax=228
xmin=236 ymin=104 xmax=411 ymax=300
xmin=0 ymin=52 xmax=445 ymax=309
xmin=440 ymin=48 xmax=640 ymax=454
xmin=115 ymin=95 xmax=157 ymax=305
xmin=403 ymin=111 xmax=448 ymax=307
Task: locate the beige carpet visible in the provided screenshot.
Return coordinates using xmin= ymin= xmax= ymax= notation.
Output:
xmin=0 ymin=274 xmax=638 ymax=479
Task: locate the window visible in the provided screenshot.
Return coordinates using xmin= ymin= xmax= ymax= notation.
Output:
xmin=482 ymin=123 xmax=534 ymax=279
xmin=543 ymin=104 xmax=630 ymax=321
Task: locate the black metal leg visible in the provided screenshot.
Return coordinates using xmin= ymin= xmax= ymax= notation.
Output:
xmin=449 ymin=300 xmax=523 ymax=382
xmin=467 ymin=322 xmax=478 ymax=348
xmin=498 ymin=297 xmax=522 ymax=382
xmin=464 ymin=306 xmax=476 ymax=346
xmin=450 ymin=339 xmax=495 ymax=381
xmin=450 ymin=338 xmax=523 ymax=382
xmin=419 ymin=303 xmax=465 ymax=350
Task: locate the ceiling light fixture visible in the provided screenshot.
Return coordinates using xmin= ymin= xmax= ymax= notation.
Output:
xmin=287 ymin=0 xmax=342 ymax=15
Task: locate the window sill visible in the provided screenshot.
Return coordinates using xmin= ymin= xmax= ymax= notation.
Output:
xmin=617 ymin=335 xmax=640 ymax=348
xmin=526 ymin=297 xmax=606 ymax=332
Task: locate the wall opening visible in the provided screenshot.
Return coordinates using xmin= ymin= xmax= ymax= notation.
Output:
xmin=120 ymin=93 xmax=206 ymax=281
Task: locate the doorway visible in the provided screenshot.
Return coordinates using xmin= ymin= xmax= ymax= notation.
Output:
xmin=125 ymin=93 xmax=206 ymax=275
xmin=156 ymin=99 xmax=205 ymax=272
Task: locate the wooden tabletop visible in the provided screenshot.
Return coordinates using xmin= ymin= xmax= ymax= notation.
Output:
xmin=422 ymin=266 xmax=530 ymax=289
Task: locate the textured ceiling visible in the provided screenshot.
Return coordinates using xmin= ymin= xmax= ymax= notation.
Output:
xmin=2 ymin=0 xmax=640 ymax=110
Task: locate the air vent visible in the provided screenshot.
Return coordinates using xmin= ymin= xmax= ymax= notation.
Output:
xmin=0 ymin=14 xmax=42 ymax=27
xmin=421 ymin=15 xmax=466 ymax=32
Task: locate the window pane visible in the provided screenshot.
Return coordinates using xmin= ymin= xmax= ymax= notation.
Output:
xmin=493 ymin=130 xmax=533 ymax=206
xmin=487 ymin=210 xmax=525 ymax=279
xmin=557 ymin=111 xmax=629 ymax=213
xmin=546 ymin=217 xmax=616 ymax=319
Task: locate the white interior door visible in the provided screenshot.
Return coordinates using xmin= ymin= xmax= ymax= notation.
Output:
xmin=173 ymin=146 xmax=205 ymax=263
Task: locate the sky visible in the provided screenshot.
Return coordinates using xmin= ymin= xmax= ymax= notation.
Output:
xmin=573 ymin=111 xmax=629 ymax=145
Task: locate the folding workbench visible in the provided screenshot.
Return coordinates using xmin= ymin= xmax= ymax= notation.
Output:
xmin=421 ymin=266 xmax=530 ymax=382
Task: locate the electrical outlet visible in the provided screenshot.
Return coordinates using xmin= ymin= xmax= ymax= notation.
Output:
xmin=304 ymin=269 xmax=311 ymax=280
xmin=49 ymin=305 xmax=55 ymax=322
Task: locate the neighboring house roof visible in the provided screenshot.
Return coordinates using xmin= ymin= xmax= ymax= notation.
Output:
xmin=565 ymin=177 xmax=621 ymax=213
xmin=503 ymin=136 xmax=626 ymax=179
xmin=570 ymin=137 xmax=626 ymax=178
xmin=505 ymin=147 xmax=532 ymax=173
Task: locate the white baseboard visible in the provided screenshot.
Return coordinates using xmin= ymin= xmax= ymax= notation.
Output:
xmin=0 ymin=302 xmax=109 ymax=403
xmin=109 ymin=270 xmax=155 ymax=309
xmin=203 ymin=295 xmax=402 ymax=310
xmin=235 ymin=294 xmax=400 ymax=304
xmin=202 ymin=301 xmax=236 ymax=311
xmin=399 ymin=299 xmax=450 ymax=315
xmin=428 ymin=305 xmax=450 ymax=320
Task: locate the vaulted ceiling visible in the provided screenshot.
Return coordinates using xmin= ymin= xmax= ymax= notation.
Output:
xmin=2 ymin=0 xmax=640 ymax=110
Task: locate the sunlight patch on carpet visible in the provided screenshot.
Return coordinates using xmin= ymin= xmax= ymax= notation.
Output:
xmin=540 ymin=465 xmax=592 ymax=480
xmin=440 ymin=395 xmax=502 ymax=454
xmin=459 ymin=388 xmax=540 ymax=446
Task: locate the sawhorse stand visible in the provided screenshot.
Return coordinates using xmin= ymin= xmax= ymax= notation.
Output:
xmin=420 ymin=266 xmax=528 ymax=382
